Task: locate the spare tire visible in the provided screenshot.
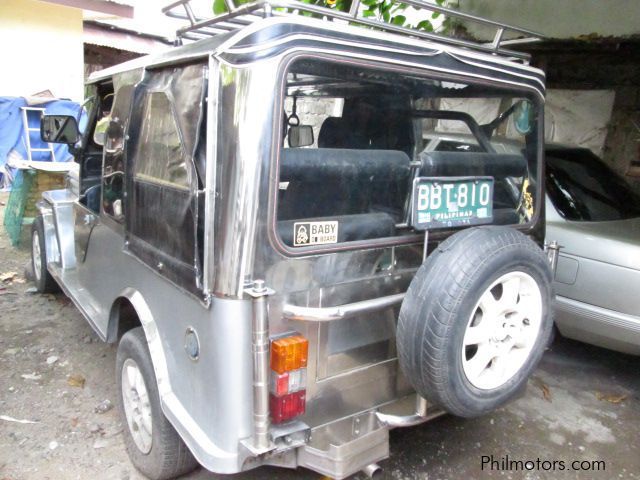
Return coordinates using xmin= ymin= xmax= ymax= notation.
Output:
xmin=397 ymin=226 xmax=552 ymax=418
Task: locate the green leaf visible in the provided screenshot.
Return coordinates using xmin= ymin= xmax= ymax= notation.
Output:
xmin=392 ymin=14 xmax=406 ymax=25
xmin=362 ymin=9 xmax=376 ymax=16
xmin=382 ymin=9 xmax=390 ymax=22
xmin=432 ymin=11 xmax=440 ymax=19
xmin=335 ymin=0 xmax=352 ymax=12
xmin=416 ymin=20 xmax=433 ymax=31
xmin=213 ymin=0 xmax=228 ymax=14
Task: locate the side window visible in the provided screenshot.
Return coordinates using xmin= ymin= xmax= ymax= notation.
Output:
xmin=103 ymin=80 xmax=136 ymax=222
xmin=133 ymin=92 xmax=190 ymax=189
xmin=125 ymin=63 xmax=207 ymax=292
xmin=75 ymin=88 xmax=101 ymax=211
xmin=93 ymin=92 xmax=114 ymax=147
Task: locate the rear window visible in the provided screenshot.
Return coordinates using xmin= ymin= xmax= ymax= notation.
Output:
xmin=276 ymin=58 xmax=541 ymax=250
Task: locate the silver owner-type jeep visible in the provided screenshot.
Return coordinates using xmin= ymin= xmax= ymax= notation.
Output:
xmin=33 ymin=1 xmax=554 ymax=478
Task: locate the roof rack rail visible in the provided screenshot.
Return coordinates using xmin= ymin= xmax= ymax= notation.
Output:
xmin=163 ymin=0 xmax=543 ymax=61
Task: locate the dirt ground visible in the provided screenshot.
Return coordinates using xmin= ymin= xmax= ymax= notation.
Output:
xmin=1 ymin=191 xmax=639 ymax=480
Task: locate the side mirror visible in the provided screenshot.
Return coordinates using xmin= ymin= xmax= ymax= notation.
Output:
xmin=288 ymin=125 xmax=314 ymax=148
xmin=40 ymin=115 xmax=80 ymax=145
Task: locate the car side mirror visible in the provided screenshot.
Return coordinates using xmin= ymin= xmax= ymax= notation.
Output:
xmin=40 ymin=115 xmax=80 ymax=145
xmin=288 ymin=125 xmax=314 ymax=148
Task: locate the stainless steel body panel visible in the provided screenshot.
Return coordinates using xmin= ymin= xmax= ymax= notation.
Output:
xmin=36 ymin=200 xmax=61 ymax=267
xmin=42 ymin=190 xmax=77 ymax=269
xmin=73 ymin=202 xmax=98 ymax=264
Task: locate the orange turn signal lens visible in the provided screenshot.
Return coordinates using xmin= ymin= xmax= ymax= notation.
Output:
xmin=270 ymin=335 xmax=308 ymax=374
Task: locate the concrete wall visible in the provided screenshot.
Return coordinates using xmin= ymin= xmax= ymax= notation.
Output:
xmin=456 ymin=0 xmax=640 ymax=39
xmin=0 ymin=0 xmax=84 ymax=101
xmin=603 ymin=87 xmax=640 ymax=188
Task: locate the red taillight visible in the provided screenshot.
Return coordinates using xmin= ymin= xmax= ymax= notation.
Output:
xmin=269 ymin=334 xmax=308 ymax=424
xmin=269 ymin=390 xmax=306 ymax=424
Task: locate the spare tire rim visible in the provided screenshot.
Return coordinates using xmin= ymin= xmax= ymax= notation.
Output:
xmin=32 ymin=230 xmax=42 ymax=282
xmin=462 ymin=271 xmax=542 ymax=390
xmin=121 ymin=358 xmax=153 ymax=454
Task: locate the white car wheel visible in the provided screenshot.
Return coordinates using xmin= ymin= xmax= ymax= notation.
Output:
xmin=462 ymin=271 xmax=542 ymax=390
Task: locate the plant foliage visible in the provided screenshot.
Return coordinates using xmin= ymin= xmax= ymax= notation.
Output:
xmin=213 ymin=0 xmax=453 ymax=33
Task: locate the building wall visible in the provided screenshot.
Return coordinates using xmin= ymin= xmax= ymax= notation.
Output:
xmin=456 ymin=0 xmax=640 ymax=40
xmin=0 ymin=0 xmax=84 ymax=101
xmin=525 ymin=40 xmax=640 ymax=189
xmin=604 ymin=88 xmax=640 ymax=189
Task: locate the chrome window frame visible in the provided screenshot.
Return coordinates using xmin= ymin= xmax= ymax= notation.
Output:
xmin=202 ymin=55 xmax=220 ymax=296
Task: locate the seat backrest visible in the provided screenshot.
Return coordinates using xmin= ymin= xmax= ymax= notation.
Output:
xmin=419 ymin=151 xmax=528 ymax=225
xmin=278 ymin=148 xmax=411 ymax=221
xmin=418 ymin=151 xmax=527 ymax=178
xmin=318 ymin=117 xmax=345 ymax=148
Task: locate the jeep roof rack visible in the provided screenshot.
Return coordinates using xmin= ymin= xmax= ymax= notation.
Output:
xmin=163 ymin=0 xmax=543 ymax=61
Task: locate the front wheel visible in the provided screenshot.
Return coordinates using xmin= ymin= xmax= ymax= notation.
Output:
xmin=31 ymin=216 xmax=58 ymax=293
xmin=397 ymin=226 xmax=553 ymax=418
xmin=116 ymin=327 xmax=198 ymax=480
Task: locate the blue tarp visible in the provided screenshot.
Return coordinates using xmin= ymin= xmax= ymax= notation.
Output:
xmin=0 ymin=96 xmax=83 ymax=167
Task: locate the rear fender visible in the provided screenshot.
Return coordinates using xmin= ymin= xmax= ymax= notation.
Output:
xmin=113 ymin=288 xmax=171 ymax=397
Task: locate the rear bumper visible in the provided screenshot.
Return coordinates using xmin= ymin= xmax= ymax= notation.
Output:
xmin=554 ymin=296 xmax=640 ymax=355
xmin=257 ymin=394 xmax=443 ymax=479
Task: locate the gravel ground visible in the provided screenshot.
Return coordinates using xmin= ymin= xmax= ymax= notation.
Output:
xmin=1 ymin=191 xmax=639 ymax=480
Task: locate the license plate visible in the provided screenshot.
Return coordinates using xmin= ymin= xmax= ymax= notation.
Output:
xmin=411 ymin=176 xmax=494 ymax=230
